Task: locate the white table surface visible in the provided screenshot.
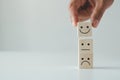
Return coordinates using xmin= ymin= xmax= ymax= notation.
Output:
xmin=0 ymin=51 xmax=120 ymax=80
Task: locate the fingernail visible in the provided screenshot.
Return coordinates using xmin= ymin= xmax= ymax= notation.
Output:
xmin=72 ymin=17 xmax=75 ymax=26
xmin=72 ymin=17 xmax=77 ymax=27
xmin=93 ymin=20 xmax=99 ymax=28
xmin=72 ymin=21 xmax=76 ymax=26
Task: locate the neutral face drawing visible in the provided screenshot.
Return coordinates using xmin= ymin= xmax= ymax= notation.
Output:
xmin=78 ymin=22 xmax=92 ymax=37
xmin=79 ymin=39 xmax=93 ymax=53
xmin=80 ymin=53 xmax=93 ymax=69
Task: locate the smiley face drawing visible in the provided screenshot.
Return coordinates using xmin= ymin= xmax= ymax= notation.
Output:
xmin=80 ymin=53 xmax=93 ymax=69
xmin=77 ymin=22 xmax=92 ymax=37
xmin=79 ymin=39 xmax=93 ymax=53
xmin=79 ymin=25 xmax=90 ymax=34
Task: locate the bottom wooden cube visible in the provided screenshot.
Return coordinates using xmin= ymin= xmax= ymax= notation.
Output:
xmin=79 ymin=53 xmax=93 ymax=69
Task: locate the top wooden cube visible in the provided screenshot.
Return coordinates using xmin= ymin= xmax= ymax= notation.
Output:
xmin=77 ymin=22 xmax=92 ymax=37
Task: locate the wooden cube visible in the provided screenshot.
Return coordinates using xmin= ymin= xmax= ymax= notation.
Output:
xmin=79 ymin=39 xmax=93 ymax=54
xmin=79 ymin=53 xmax=93 ymax=69
xmin=77 ymin=22 xmax=92 ymax=37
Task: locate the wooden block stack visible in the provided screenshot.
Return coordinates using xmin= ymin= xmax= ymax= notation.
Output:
xmin=77 ymin=22 xmax=93 ymax=69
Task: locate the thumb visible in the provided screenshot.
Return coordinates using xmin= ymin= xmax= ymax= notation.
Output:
xmin=91 ymin=3 xmax=105 ymax=28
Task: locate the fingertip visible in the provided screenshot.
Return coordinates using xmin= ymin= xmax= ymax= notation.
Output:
xmin=72 ymin=21 xmax=77 ymax=27
xmin=91 ymin=19 xmax=99 ymax=28
xmin=72 ymin=21 xmax=75 ymax=26
xmin=72 ymin=16 xmax=78 ymax=27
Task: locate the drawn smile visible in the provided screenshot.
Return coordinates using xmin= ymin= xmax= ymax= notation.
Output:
xmin=81 ymin=61 xmax=90 ymax=65
xmin=79 ymin=29 xmax=90 ymax=34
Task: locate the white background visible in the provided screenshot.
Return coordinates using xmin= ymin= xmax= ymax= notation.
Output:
xmin=0 ymin=0 xmax=120 ymax=54
xmin=0 ymin=0 xmax=120 ymax=80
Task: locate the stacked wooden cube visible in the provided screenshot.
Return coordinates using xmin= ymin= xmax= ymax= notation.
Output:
xmin=77 ymin=22 xmax=93 ymax=69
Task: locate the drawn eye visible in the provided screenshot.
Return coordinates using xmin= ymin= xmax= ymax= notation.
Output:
xmin=87 ymin=58 xmax=90 ymax=60
xmin=87 ymin=43 xmax=90 ymax=46
xmin=86 ymin=26 xmax=89 ymax=28
xmin=81 ymin=58 xmax=84 ymax=60
xmin=80 ymin=26 xmax=83 ymax=29
xmin=81 ymin=43 xmax=84 ymax=46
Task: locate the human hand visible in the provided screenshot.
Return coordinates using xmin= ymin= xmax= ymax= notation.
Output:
xmin=69 ymin=0 xmax=114 ymax=28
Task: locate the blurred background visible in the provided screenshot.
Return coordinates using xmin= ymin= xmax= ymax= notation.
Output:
xmin=0 ymin=0 xmax=76 ymax=53
xmin=0 ymin=0 xmax=120 ymax=55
